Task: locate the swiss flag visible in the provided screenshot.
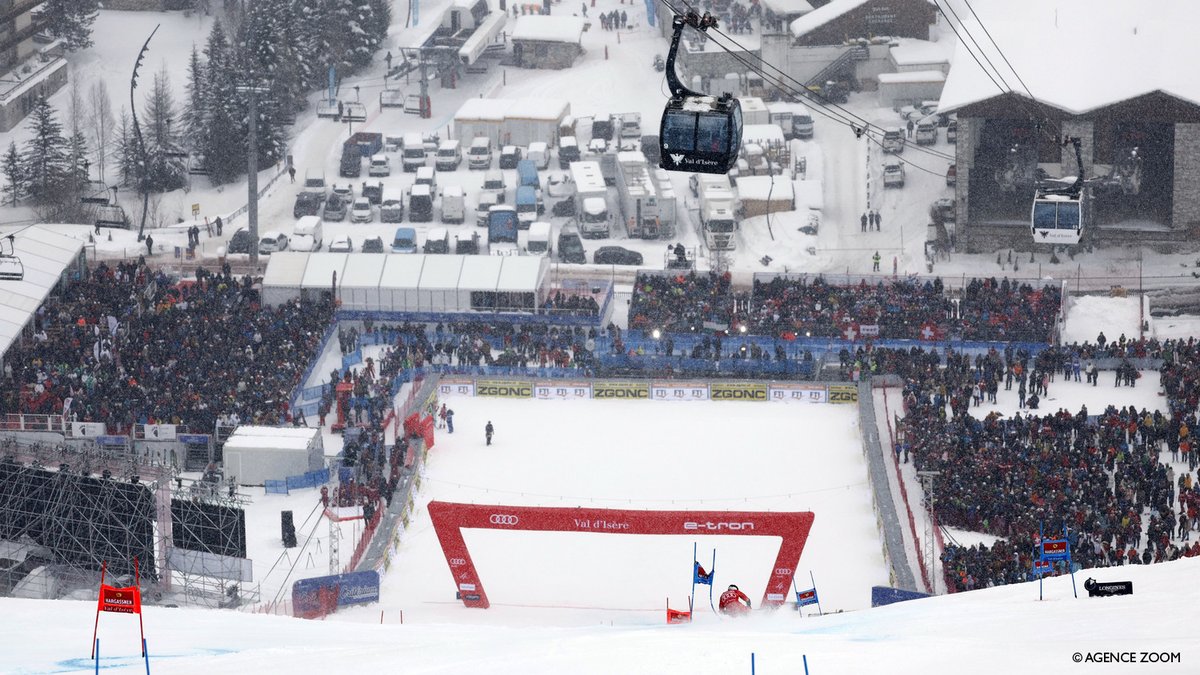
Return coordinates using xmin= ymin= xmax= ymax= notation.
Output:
xmin=919 ymin=322 xmax=943 ymax=341
xmin=842 ymin=322 xmax=860 ymax=341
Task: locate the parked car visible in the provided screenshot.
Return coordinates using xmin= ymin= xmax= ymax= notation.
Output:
xmin=546 ymin=171 xmax=573 ymax=198
xmin=368 ymin=155 xmax=391 ymax=177
xmin=391 ymin=227 xmax=418 ymax=253
xmin=587 ymin=137 xmax=608 ymax=156
xmin=380 ymin=198 xmax=404 ymax=223
xmin=558 ymin=224 xmax=586 ymax=264
xmin=292 ymin=215 xmax=324 ymax=251
xmin=258 ymin=231 xmax=289 ymax=255
xmin=361 ymin=236 xmax=385 ymax=253
xmin=351 ymin=197 xmax=373 ymax=223
xmin=415 ymin=166 xmax=437 ymax=195
xmin=361 ymin=181 xmax=383 ymax=205
xmin=593 ymin=246 xmax=643 ymax=266
xmin=527 ymin=141 xmax=550 ymax=170
xmin=946 ymin=163 xmax=957 ymax=187
xmin=481 ymin=170 xmax=507 ymax=204
xmin=933 ymin=197 xmax=956 ymax=222
xmin=293 ymin=191 xmax=323 ymax=218
xmin=441 ymin=185 xmax=465 ymax=224
xmin=331 ymin=183 xmax=353 ymax=200
xmin=455 ymin=231 xmax=481 ymax=255
xmin=475 ymin=192 xmax=500 ymax=227
xmin=558 ymin=136 xmax=580 ymax=169
xmin=883 ymin=159 xmax=906 ymax=188
xmin=499 ymin=145 xmax=522 ymax=169
xmin=323 ymin=194 xmax=348 ymax=221
xmin=227 ymin=228 xmax=253 ymax=254
xmin=435 ymin=140 xmax=462 ymax=171
xmin=408 ymin=184 xmax=433 ymax=222
xmin=467 ymin=136 xmax=493 ymax=170
xmin=327 ymin=235 xmax=353 ymax=252
xmin=423 ymin=227 xmax=450 ymax=254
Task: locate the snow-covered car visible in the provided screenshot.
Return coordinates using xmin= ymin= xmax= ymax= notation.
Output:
xmin=481 ymin=170 xmax=507 ymax=204
xmin=367 ymin=155 xmax=390 ymax=177
xmin=883 ymin=160 xmax=906 ymax=188
xmin=933 ymin=197 xmax=956 ymax=222
xmin=323 ymin=194 xmax=347 ymax=221
xmin=327 ymin=236 xmax=353 ymax=253
xmin=546 ymin=172 xmax=573 ymax=198
xmin=350 ymin=197 xmax=373 ymax=223
xmin=499 ymin=145 xmax=522 ymax=169
xmin=227 ymin=228 xmax=253 ymax=254
xmin=380 ymin=199 xmax=404 ymax=223
xmin=593 ymin=246 xmax=643 ymax=266
xmin=618 ymin=137 xmax=639 ymax=152
xmin=293 ymin=192 xmax=322 ymax=218
xmin=331 ymin=183 xmax=353 ymax=200
xmin=361 ymin=236 xmax=385 ymax=253
xmin=587 ymin=137 xmax=608 ymax=155
xmin=258 ymin=231 xmax=289 ymax=254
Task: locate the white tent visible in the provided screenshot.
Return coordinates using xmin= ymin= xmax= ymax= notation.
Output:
xmin=0 ymin=225 xmax=85 ymax=361
xmin=339 ymin=254 xmax=388 ymax=311
xmin=380 ymin=254 xmax=426 ymax=311
xmin=223 ymin=426 xmax=323 ymax=485
xmin=504 ymin=98 xmax=571 ymax=147
xmin=454 ymin=97 xmax=513 ymax=146
xmin=417 ymin=255 xmax=466 ymax=312
xmin=300 ymin=252 xmax=348 ymax=302
xmin=497 ymin=255 xmax=548 ymax=311
xmin=261 ymin=251 xmax=310 ymax=307
xmin=458 ymin=256 xmax=504 ymax=310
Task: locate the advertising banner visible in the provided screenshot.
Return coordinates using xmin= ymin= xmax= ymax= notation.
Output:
xmin=709 ymin=382 xmax=768 ymax=401
xmin=97 ymin=584 xmax=142 ymax=614
xmin=475 ymin=380 xmax=533 ymax=398
xmin=827 ymin=384 xmax=859 ymax=404
xmin=858 ymin=324 xmax=880 ymax=337
xmin=534 ymin=382 xmax=593 ymax=400
xmin=292 ymin=570 xmax=381 ymax=619
xmin=71 ymin=422 xmax=106 ymax=437
xmin=142 ymin=423 xmax=177 ymax=440
xmin=650 ymin=382 xmax=710 ymax=401
xmin=438 ymin=379 xmax=476 ymax=398
xmin=591 ymin=381 xmax=650 ymax=400
xmin=768 ymin=383 xmax=828 ymax=404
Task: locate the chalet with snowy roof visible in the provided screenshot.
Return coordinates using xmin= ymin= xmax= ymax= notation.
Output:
xmin=510 ymin=16 xmax=586 ymax=70
xmin=938 ymin=0 xmax=1200 ymax=252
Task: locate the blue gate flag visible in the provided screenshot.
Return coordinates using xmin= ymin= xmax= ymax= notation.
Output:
xmin=694 ymin=563 xmax=713 ymax=586
xmin=796 ymin=588 xmax=819 ymax=606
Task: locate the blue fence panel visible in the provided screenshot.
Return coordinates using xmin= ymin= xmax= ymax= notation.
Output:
xmin=339 ymin=466 xmax=356 ymax=484
xmin=871 ymin=586 xmax=931 ymax=607
xmin=264 ymin=480 xmax=289 ymax=495
xmin=341 ymin=348 xmax=363 ymax=371
xmin=286 ymin=474 xmax=313 ymax=491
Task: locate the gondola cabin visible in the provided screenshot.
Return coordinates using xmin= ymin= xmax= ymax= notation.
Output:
xmin=1031 ymin=193 xmax=1083 ymax=245
xmin=660 ymin=95 xmax=743 ymax=174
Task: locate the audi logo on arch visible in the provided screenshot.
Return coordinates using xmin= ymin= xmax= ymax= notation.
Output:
xmin=774 ymin=568 xmax=793 ymax=576
xmin=489 ymin=514 xmax=520 ymax=525
xmin=449 ymin=558 xmax=467 ymax=567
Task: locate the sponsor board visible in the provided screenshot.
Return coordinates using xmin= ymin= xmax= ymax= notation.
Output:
xmin=828 ymin=384 xmax=858 ymax=404
xmin=475 ymin=380 xmax=533 ymax=398
xmin=709 ymin=382 xmax=768 ymax=401
xmin=769 ymin=384 xmax=828 ymax=404
xmin=458 ymin=583 xmax=477 ymax=591
xmin=592 ymin=381 xmax=650 ymax=399
xmin=651 ymin=382 xmax=710 ymax=401
xmin=858 ymin=324 xmax=880 ymax=337
xmin=438 ymin=379 xmax=476 ymax=397
xmin=534 ymin=382 xmax=592 ymax=400
xmin=766 ymin=593 xmax=786 ymax=602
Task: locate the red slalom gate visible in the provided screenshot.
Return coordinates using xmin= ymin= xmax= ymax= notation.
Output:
xmin=428 ymin=501 xmax=815 ymax=609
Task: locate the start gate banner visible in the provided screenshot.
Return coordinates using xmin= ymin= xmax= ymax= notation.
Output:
xmin=709 ymin=382 xmax=768 ymax=401
xmin=650 ymin=382 xmax=710 ymax=401
xmin=438 ymin=379 xmax=476 ymax=398
xmin=591 ymin=381 xmax=650 ymax=400
xmin=474 ymin=379 xmax=533 ymax=398
xmin=827 ymin=384 xmax=859 ymax=404
xmin=768 ymin=383 xmax=828 ymax=403
xmin=98 ymin=584 xmax=142 ymax=614
xmin=534 ymin=382 xmax=592 ymax=400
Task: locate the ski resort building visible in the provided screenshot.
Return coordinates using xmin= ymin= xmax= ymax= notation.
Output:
xmin=0 ymin=4 xmax=66 ymax=132
xmin=938 ymin=0 xmax=1200 ymax=252
xmin=510 ymin=16 xmax=586 ymax=70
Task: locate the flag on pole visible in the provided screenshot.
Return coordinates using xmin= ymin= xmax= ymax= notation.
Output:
xmin=795 ymin=588 xmax=819 ymax=607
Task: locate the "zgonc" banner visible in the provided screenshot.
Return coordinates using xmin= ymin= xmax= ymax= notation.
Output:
xmin=534 ymin=382 xmax=592 ymax=400
xmin=709 ymin=382 xmax=768 ymax=401
xmin=827 ymin=384 xmax=859 ymax=404
xmin=591 ymin=381 xmax=650 ymax=399
xmin=651 ymin=382 xmax=710 ymax=401
xmin=475 ymin=380 xmax=533 ymax=398
xmin=768 ymin=383 xmax=828 ymax=404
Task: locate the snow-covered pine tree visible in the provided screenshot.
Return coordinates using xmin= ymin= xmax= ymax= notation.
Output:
xmin=2 ymin=142 xmax=25 ymax=206
xmin=116 ymin=109 xmax=138 ymax=186
xmin=40 ymin=0 xmax=101 ymax=51
xmin=21 ymin=97 xmax=71 ymax=207
xmin=182 ymin=47 xmax=207 ymax=147
xmin=142 ymin=67 xmax=187 ymax=192
xmin=236 ymin=0 xmax=288 ymax=166
xmin=203 ymin=20 xmax=245 ymax=185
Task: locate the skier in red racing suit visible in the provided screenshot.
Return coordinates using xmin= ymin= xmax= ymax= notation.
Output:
xmin=718 ymin=584 xmax=752 ymax=615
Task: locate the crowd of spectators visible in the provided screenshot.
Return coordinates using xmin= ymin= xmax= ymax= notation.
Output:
xmin=0 ymin=261 xmax=333 ymax=433
xmin=876 ymin=339 xmax=1200 ymax=592
xmin=630 ymin=273 xmax=1061 ymax=343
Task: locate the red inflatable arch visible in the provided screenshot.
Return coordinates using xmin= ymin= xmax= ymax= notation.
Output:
xmin=428 ymin=501 xmax=815 ymax=609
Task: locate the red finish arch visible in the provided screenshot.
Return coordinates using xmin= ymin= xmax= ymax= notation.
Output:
xmin=428 ymin=501 xmax=815 ymax=609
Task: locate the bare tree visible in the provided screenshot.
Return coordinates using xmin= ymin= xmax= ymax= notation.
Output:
xmin=88 ymin=81 xmax=114 ymax=183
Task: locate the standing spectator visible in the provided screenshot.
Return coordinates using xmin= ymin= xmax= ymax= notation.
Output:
xmin=145 ymin=234 xmax=154 ymax=256
xmin=874 ymin=210 xmax=883 ymax=231
xmin=288 ymin=165 xmax=296 ymax=183
xmin=872 ymin=251 xmax=881 ymax=272
xmin=446 ymin=408 xmax=455 ymax=434
xmin=485 ymin=420 xmax=494 ymax=446
xmin=215 ymin=216 xmax=223 ymax=236
xmin=868 ymin=211 xmax=877 ymax=230
xmin=861 ymin=213 xmax=868 ymax=232
xmin=581 ymin=1 xmax=586 ymax=15
xmin=620 ymin=10 xmax=627 ymax=27
xmin=906 ymin=119 xmax=914 ymax=137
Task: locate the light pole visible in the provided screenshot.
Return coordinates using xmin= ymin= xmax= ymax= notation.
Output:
xmin=236 ymin=84 xmax=270 ymax=267
xmin=130 ymin=25 xmax=161 ymax=243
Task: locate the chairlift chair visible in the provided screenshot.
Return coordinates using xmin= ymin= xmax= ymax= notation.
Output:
xmin=659 ymin=12 xmax=743 ymax=175
xmin=0 ymin=235 xmax=23 ymax=281
xmin=1030 ymin=136 xmax=1086 ymax=246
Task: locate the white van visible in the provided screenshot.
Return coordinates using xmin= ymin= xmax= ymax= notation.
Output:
xmin=441 ymin=184 xmax=466 ymax=223
xmin=526 ymin=221 xmax=552 ymax=256
xmin=435 ymin=140 xmax=462 ymax=171
xmin=468 ymin=137 xmax=493 ymax=170
xmin=402 ymin=133 xmax=426 ymax=172
xmin=527 ymin=141 xmax=550 ymax=170
xmin=292 ymin=215 xmax=324 ymax=251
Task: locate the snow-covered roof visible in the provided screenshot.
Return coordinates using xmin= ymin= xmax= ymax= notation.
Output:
xmin=458 ymin=255 xmax=503 ymax=292
xmin=339 ymin=254 xmax=387 ymax=289
xmin=741 ymin=124 xmax=787 ymax=146
xmin=760 ymin=0 xmax=814 ymax=17
xmin=261 ymin=252 xmax=309 ymax=304
xmin=939 ymin=0 xmax=1200 ymax=115
xmin=227 ymin=425 xmax=319 ymax=450
xmin=506 ymin=98 xmax=570 ymax=121
xmin=511 ymin=16 xmax=585 ymax=43
xmin=794 ymin=179 xmax=824 ymax=210
xmin=300 ymin=252 xmax=348 ymax=289
xmin=380 ymin=253 xmax=426 ymax=289
xmin=790 ymin=0 xmax=872 ymax=39
xmin=233 ymin=426 xmax=321 ymax=441
xmin=889 ymin=38 xmax=953 ymax=67
xmin=0 ymin=224 xmax=84 ymax=359
xmin=455 ymin=97 xmax=513 ymax=122
xmin=878 ymin=70 xmax=946 ymax=84
xmin=418 ymin=254 xmax=465 ymax=291
xmin=736 ymin=176 xmax=795 ymax=202
xmin=496 ymin=256 xmax=546 ymax=293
